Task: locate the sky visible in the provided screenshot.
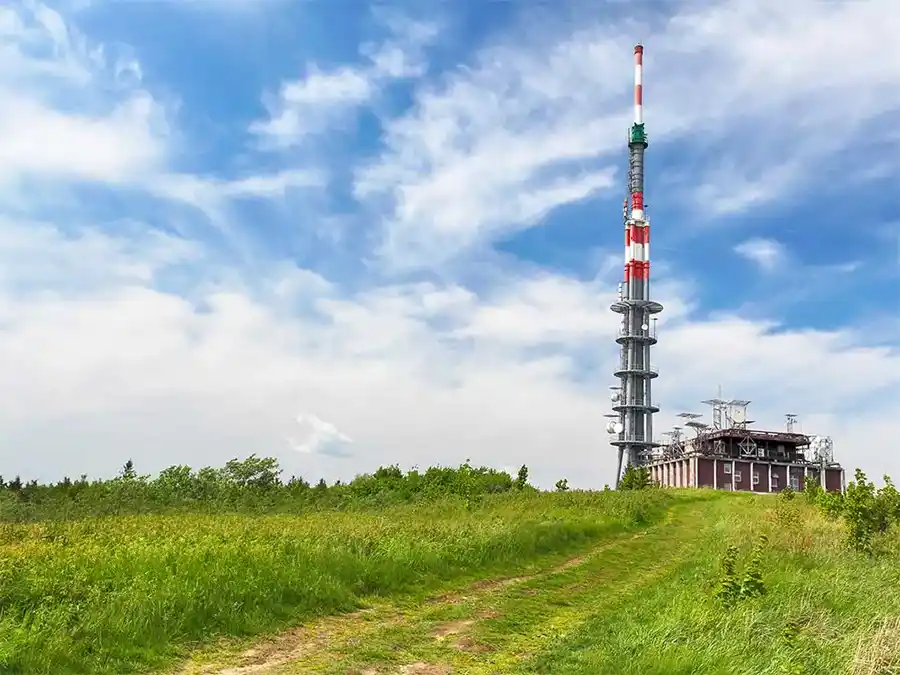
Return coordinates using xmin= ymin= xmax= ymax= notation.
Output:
xmin=0 ymin=0 xmax=898 ymax=489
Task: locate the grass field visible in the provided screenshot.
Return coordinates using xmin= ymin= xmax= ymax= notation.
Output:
xmin=4 ymin=487 xmax=900 ymax=674
xmin=175 ymin=490 xmax=900 ymax=675
xmin=0 ymin=489 xmax=671 ymax=674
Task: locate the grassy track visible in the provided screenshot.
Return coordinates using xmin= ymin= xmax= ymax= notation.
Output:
xmin=0 ymin=490 xmax=670 ymax=674
xmin=176 ymin=491 xmax=900 ymax=675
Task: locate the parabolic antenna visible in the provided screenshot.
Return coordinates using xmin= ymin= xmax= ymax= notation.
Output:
xmin=606 ymin=420 xmax=624 ymax=434
xmin=610 ymin=390 xmax=621 ymax=402
xmin=809 ymin=435 xmax=834 ymax=464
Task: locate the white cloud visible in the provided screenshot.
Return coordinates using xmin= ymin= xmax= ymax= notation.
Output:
xmin=0 ymin=1 xmax=322 ymax=234
xmin=356 ymin=0 xmax=900 ymax=270
xmin=733 ymin=237 xmax=785 ymax=271
xmin=149 ymin=168 xmax=327 ymax=230
xmin=250 ymin=15 xmax=437 ymax=148
xmin=0 ymin=3 xmax=168 ymax=186
xmin=0 ymin=0 xmax=899 ymax=495
xmin=1 ymin=214 xmax=898 ymax=488
xmin=289 ymin=413 xmax=353 ymax=458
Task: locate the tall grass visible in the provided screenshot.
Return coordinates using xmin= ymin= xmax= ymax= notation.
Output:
xmin=0 ymin=489 xmax=671 ymax=674
xmin=517 ymin=492 xmax=900 ymax=675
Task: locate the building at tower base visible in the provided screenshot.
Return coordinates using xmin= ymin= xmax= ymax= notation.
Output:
xmin=648 ymin=399 xmax=845 ymax=494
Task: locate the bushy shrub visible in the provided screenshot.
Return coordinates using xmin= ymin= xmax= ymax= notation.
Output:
xmin=815 ymin=469 xmax=900 ymax=555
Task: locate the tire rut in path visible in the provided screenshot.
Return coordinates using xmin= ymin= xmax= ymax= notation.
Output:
xmin=175 ymin=517 xmax=676 ymax=675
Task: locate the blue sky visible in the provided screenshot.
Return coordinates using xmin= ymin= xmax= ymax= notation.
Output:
xmin=0 ymin=0 xmax=898 ymax=488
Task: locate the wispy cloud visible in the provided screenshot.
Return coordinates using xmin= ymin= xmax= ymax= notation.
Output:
xmin=354 ymin=0 xmax=900 ymax=270
xmin=0 ymin=3 xmax=168 ymax=187
xmin=250 ymin=14 xmax=438 ymax=149
xmin=0 ymin=0 xmax=899 ymax=493
xmin=734 ymin=237 xmax=785 ymax=271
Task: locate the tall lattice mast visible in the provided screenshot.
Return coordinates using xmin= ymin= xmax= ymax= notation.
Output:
xmin=609 ymin=43 xmax=664 ymax=486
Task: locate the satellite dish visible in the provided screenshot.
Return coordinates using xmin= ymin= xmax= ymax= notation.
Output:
xmin=809 ymin=435 xmax=834 ymax=464
xmin=606 ymin=420 xmax=624 ymax=435
xmin=641 ymin=324 xmax=649 ymax=330
xmin=610 ymin=390 xmax=621 ymax=402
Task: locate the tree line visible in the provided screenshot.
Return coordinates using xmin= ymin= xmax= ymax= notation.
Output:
xmin=0 ymin=455 xmax=542 ymax=522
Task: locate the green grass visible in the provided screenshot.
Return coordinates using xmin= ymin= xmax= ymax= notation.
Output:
xmin=171 ymin=490 xmax=900 ymax=675
xmin=8 ymin=488 xmax=900 ymax=675
xmin=0 ymin=489 xmax=671 ymax=674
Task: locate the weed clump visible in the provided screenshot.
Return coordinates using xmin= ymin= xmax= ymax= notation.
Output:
xmin=715 ymin=534 xmax=768 ymax=606
xmin=739 ymin=534 xmax=767 ymax=599
xmin=777 ymin=619 xmax=808 ymax=675
xmin=715 ymin=545 xmax=742 ymax=606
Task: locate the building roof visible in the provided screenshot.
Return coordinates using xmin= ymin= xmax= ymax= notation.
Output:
xmin=702 ymin=428 xmax=810 ymax=445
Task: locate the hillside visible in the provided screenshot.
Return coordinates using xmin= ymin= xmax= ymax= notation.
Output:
xmin=2 ymin=462 xmax=899 ymax=674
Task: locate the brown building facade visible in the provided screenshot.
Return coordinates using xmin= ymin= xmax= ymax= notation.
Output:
xmin=650 ymin=456 xmax=845 ymax=493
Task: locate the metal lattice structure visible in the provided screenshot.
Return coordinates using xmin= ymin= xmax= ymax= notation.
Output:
xmin=608 ymin=44 xmax=663 ymax=486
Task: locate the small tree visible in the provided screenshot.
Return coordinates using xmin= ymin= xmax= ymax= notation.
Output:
xmin=120 ymin=459 xmax=137 ymax=481
xmin=844 ymin=469 xmax=879 ymax=554
xmin=221 ymin=455 xmax=282 ymax=489
xmin=555 ymin=478 xmax=569 ymax=492
xmin=619 ymin=465 xmax=651 ymax=490
xmin=514 ymin=465 xmax=529 ymax=490
xmin=802 ymin=473 xmax=822 ymax=502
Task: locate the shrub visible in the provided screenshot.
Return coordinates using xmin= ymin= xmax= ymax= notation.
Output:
xmin=827 ymin=469 xmax=900 ymax=555
xmin=715 ymin=534 xmax=768 ymax=606
xmin=619 ymin=466 xmax=652 ymax=491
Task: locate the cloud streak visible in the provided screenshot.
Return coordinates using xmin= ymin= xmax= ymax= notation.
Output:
xmin=250 ymin=14 xmax=438 ymax=149
xmin=354 ymin=0 xmax=900 ymax=269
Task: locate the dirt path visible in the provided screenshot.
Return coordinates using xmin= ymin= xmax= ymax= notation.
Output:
xmin=175 ymin=502 xmax=704 ymax=675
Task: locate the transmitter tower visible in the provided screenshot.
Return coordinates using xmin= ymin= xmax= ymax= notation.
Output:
xmin=609 ymin=44 xmax=663 ymax=486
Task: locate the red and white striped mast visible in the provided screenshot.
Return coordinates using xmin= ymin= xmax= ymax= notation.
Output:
xmin=626 ymin=43 xmax=648 ymax=297
xmin=609 ymin=43 xmax=663 ymax=487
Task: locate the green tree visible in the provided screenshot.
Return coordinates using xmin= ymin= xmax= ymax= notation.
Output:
xmin=555 ymin=478 xmax=569 ymax=492
xmin=120 ymin=460 xmax=137 ymax=481
xmin=844 ymin=469 xmax=879 ymax=554
xmin=802 ymin=472 xmax=822 ymax=504
xmin=619 ymin=465 xmax=651 ymax=490
xmin=221 ymin=455 xmax=282 ymax=489
xmin=514 ymin=465 xmax=529 ymax=490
